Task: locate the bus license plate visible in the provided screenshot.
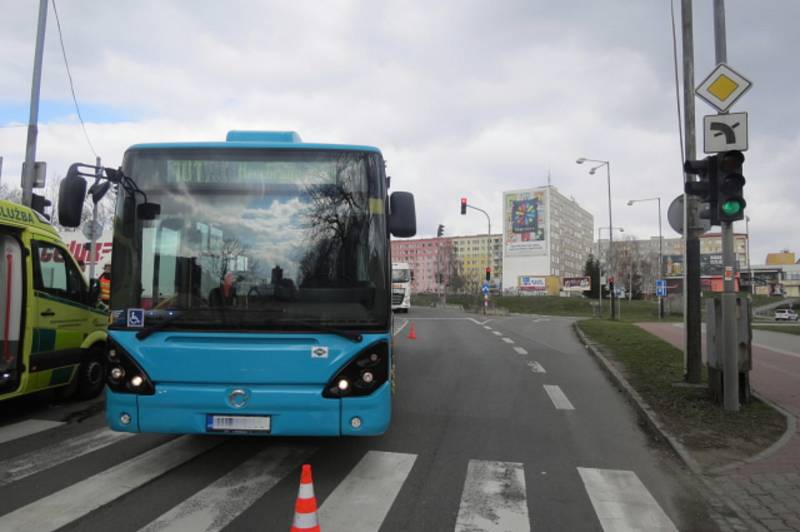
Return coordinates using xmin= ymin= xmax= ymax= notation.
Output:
xmin=206 ymin=415 xmax=271 ymax=433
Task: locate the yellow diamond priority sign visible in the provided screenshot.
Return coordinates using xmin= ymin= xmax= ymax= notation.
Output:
xmin=696 ymin=63 xmax=752 ymax=113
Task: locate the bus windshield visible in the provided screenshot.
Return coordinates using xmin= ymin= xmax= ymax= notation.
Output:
xmin=111 ymin=148 xmax=389 ymax=330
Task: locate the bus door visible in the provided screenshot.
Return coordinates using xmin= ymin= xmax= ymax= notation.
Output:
xmin=0 ymin=233 xmax=24 ymax=394
xmin=28 ymin=241 xmax=91 ymax=390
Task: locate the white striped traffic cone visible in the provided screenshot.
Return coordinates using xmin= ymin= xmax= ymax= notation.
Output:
xmin=290 ymin=464 xmax=320 ymax=532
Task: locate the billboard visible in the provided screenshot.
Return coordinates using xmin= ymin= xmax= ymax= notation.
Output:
xmin=663 ymin=253 xmax=746 ymax=277
xmin=563 ymin=276 xmax=591 ymax=292
xmin=504 ymin=189 xmax=546 ymax=257
xmin=518 ymin=275 xmax=547 ymax=294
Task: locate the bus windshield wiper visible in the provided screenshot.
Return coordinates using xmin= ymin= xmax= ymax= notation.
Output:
xmin=135 ymin=307 xmax=285 ymax=340
xmin=273 ymin=320 xmax=364 ymax=343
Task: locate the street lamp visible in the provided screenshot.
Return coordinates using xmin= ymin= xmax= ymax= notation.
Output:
xmin=579 ymin=157 xmax=616 ymax=319
xmin=627 ymin=196 xmax=663 ymax=318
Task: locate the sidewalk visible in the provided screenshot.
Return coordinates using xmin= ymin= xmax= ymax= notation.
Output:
xmin=639 ymin=322 xmax=800 ymax=531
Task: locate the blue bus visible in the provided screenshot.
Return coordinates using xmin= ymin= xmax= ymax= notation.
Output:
xmin=58 ymin=131 xmax=416 ymax=436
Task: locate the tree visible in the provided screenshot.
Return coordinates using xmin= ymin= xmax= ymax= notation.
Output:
xmin=583 ymin=254 xmax=601 ymax=298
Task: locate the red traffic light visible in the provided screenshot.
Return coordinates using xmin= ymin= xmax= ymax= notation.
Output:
xmin=460 ymin=197 xmax=467 ymax=215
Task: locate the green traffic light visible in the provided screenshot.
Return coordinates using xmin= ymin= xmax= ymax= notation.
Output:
xmin=721 ymin=200 xmax=742 ymax=216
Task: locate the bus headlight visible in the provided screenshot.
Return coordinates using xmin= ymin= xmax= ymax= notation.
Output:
xmin=105 ymin=341 xmax=155 ymax=396
xmin=323 ymin=342 xmax=389 ymax=398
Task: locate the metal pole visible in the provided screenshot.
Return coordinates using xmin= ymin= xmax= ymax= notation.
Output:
xmin=22 ymin=0 xmax=49 ymax=208
xmin=89 ymin=157 xmax=101 ymax=280
xmin=606 ymin=163 xmax=616 ymax=319
xmin=714 ymin=0 xmax=739 ymax=411
xmin=682 ymin=0 xmax=703 ymax=383
xmin=746 ymin=216 xmax=753 ymax=294
xmin=597 ymin=228 xmax=603 ymax=315
xmin=658 ymin=197 xmax=664 ymax=318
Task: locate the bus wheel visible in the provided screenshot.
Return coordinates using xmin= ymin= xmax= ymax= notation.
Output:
xmin=76 ymin=347 xmax=107 ymax=400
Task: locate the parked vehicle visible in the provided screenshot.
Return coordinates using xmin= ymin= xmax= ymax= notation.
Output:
xmin=774 ymin=308 xmax=799 ymax=321
xmin=0 ymin=200 xmax=108 ymax=402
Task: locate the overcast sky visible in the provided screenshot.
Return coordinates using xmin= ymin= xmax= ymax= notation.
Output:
xmin=1 ymin=0 xmax=798 ymax=264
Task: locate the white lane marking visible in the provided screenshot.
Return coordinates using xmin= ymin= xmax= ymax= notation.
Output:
xmin=502 ymin=337 xmax=515 ymax=344
xmin=484 ymin=326 xmax=492 ymax=330
xmin=455 ymin=460 xmax=530 ymax=532
xmin=318 ymin=451 xmax=416 ymax=532
xmin=533 ymin=318 xmax=550 ymax=323
xmin=514 ymin=347 xmax=528 ymax=355
xmin=492 ymin=331 xmax=502 ymax=336
xmin=544 ymin=385 xmax=575 ymax=410
xmin=1 ymin=436 xmax=224 ymax=532
xmin=527 ymin=362 xmax=546 ymax=374
xmin=578 ymin=467 xmax=678 ymax=532
xmin=139 ymin=445 xmax=314 ymax=532
xmin=393 ymin=319 xmax=409 ymax=337
xmin=0 ymin=419 xmax=64 ymax=445
xmin=0 ymin=428 xmax=134 ymax=486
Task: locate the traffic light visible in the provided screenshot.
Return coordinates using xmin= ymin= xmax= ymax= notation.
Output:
xmin=437 ymin=224 xmax=444 ymax=237
xmin=460 ymin=197 xmax=467 ymax=215
xmin=684 ymin=155 xmax=719 ymax=226
xmin=485 ymin=267 xmax=491 ymax=281
xmin=717 ymin=150 xmax=746 ymax=223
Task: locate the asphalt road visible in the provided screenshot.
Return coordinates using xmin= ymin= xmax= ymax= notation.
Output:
xmin=0 ymin=307 xmax=722 ymax=531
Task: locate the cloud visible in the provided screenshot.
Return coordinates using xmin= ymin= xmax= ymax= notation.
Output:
xmin=1 ymin=0 xmax=798 ymax=265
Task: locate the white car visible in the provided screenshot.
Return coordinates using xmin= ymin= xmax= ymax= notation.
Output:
xmin=774 ymin=309 xmax=799 ymax=321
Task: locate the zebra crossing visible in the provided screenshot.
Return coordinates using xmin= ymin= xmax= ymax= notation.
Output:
xmin=0 ymin=417 xmax=680 ymax=531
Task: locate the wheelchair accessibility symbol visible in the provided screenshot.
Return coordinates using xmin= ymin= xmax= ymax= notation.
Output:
xmin=127 ymin=308 xmax=145 ymax=328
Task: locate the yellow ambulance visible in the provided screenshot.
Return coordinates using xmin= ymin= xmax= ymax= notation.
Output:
xmin=0 ymin=199 xmax=107 ymax=402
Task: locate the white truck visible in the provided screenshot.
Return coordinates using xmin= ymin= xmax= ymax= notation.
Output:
xmin=391 ymin=262 xmax=412 ymax=312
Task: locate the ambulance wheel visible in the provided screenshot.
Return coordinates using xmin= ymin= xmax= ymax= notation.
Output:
xmin=76 ymin=346 xmax=107 ymax=400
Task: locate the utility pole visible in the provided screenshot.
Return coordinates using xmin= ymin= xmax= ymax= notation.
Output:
xmin=713 ymin=0 xmax=740 ymax=411
xmin=22 ymin=0 xmax=48 ymax=208
xmin=681 ymin=0 xmax=703 ymax=384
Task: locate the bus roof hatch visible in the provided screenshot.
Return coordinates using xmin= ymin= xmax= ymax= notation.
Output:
xmin=225 ymin=131 xmax=302 ymax=143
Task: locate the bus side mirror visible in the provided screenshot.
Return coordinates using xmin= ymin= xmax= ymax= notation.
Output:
xmin=58 ymin=164 xmax=87 ymax=227
xmin=388 ymin=191 xmax=416 ymax=238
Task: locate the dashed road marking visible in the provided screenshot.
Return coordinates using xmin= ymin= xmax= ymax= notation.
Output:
xmin=455 ymin=460 xmax=530 ymax=532
xmin=502 ymin=337 xmax=514 ymax=344
xmin=527 ymin=361 xmax=546 ymax=373
xmin=578 ymin=467 xmax=678 ymax=532
xmin=544 ymin=384 xmax=574 ymax=410
xmin=492 ymin=331 xmax=502 ymax=336
xmin=513 ymin=347 xmax=528 ymax=355
xmin=483 ymin=326 xmax=492 ymax=330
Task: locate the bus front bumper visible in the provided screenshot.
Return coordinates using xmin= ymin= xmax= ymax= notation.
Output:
xmin=105 ymin=382 xmax=391 ymax=436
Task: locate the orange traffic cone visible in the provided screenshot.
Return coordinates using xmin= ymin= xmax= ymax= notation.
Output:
xmin=407 ymin=322 xmax=417 ymax=340
xmin=291 ymin=464 xmax=320 ymax=532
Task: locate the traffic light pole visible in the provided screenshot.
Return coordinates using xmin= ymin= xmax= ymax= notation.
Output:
xmin=21 ymin=0 xmax=48 ymax=208
xmin=682 ymin=0 xmax=703 ymax=384
xmin=714 ymin=0 xmax=740 ymax=411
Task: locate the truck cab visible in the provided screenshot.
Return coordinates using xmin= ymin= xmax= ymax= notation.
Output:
xmin=391 ymin=262 xmax=412 ymax=312
xmin=0 ymin=200 xmax=108 ymax=402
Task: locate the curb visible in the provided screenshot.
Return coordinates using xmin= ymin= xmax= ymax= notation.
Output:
xmin=572 ymin=322 xmax=767 ymax=532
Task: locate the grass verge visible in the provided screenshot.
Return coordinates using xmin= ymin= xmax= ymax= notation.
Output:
xmin=577 ymin=319 xmax=787 ymax=469
xmin=752 ymin=325 xmax=800 ymax=336
xmin=414 ymin=294 xmax=680 ymax=322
